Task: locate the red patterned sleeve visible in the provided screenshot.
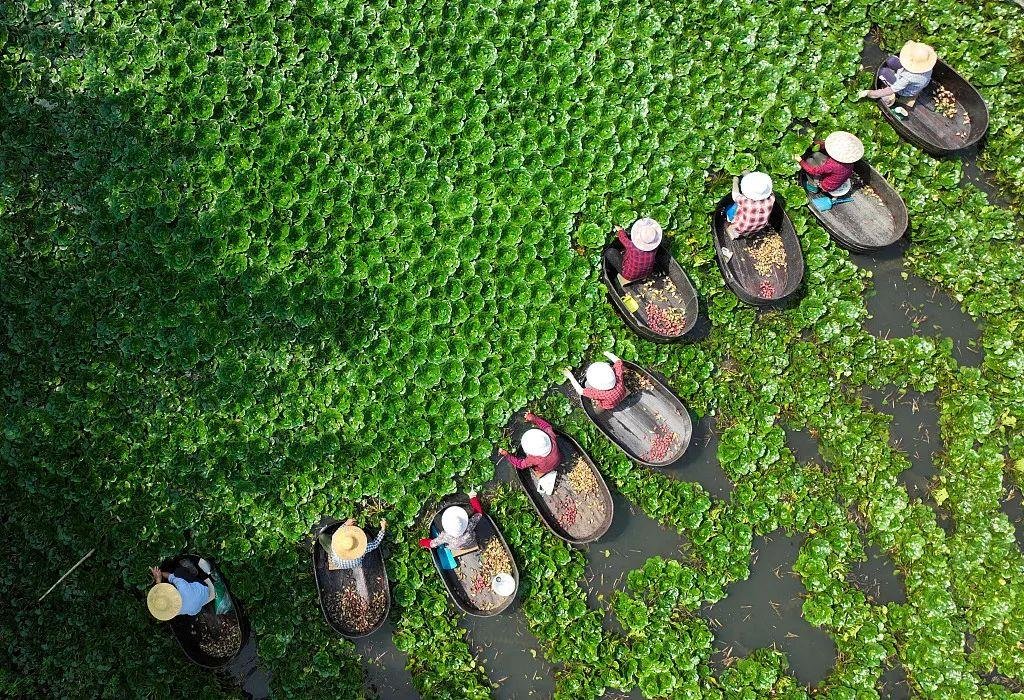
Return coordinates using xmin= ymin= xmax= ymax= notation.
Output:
xmin=617 ymin=227 xmax=633 ymax=249
xmin=529 ymin=415 xmax=554 ymax=434
xmin=613 ymin=360 xmax=625 ymax=385
xmin=505 ymin=452 xmax=528 ymax=470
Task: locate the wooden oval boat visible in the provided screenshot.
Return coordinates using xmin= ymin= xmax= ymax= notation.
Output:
xmin=600 ymin=236 xmax=699 ymax=342
xmin=711 ymin=193 xmax=804 ymax=306
xmin=312 ymin=520 xmax=391 ymax=638
xmin=874 ymin=59 xmax=989 ymax=156
xmin=577 ymin=360 xmax=692 ymax=468
xmin=509 ymin=422 xmax=613 ymax=544
xmin=798 ymin=154 xmax=908 ymax=252
xmin=160 ymin=554 xmax=251 ymax=669
xmin=428 ymin=499 xmax=519 ymax=617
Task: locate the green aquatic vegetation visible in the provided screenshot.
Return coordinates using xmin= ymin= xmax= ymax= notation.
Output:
xmin=4 ymin=0 xmax=1024 ymax=696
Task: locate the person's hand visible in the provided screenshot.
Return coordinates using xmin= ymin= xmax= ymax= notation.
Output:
xmin=732 ymin=176 xmax=739 ymax=187
xmin=380 ymin=518 xmax=387 ymax=530
xmin=497 ymin=447 xmax=510 ymax=457
xmin=524 ymin=411 xmax=536 ymax=421
xmin=792 ymin=153 xmax=802 ymax=163
xmin=856 ymin=89 xmax=870 ymax=99
xmin=468 ymin=489 xmax=478 ymax=499
xmin=344 ymin=517 xmax=356 ymax=526
xmin=150 ymin=566 xmax=163 ymax=584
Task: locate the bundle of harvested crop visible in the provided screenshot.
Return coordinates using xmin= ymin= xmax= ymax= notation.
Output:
xmin=479 ymin=538 xmax=511 ymax=585
xmin=324 ymin=580 xmax=387 ymax=633
xmin=933 ymin=85 xmax=958 ymax=119
xmin=567 ymin=456 xmax=598 ymax=495
xmin=747 ymin=233 xmax=786 ymax=277
xmin=645 ymin=424 xmax=678 ymax=462
xmin=645 ymin=302 xmax=687 ymax=335
xmin=192 ymin=614 xmax=241 ymax=657
xmin=626 ymin=369 xmax=654 ymax=393
xmin=861 ymin=184 xmax=883 ymax=203
xmin=559 ymin=498 xmax=578 ymax=527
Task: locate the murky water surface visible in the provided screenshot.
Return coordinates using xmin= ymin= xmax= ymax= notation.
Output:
xmin=701 ymin=533 xmax=837 ymax=688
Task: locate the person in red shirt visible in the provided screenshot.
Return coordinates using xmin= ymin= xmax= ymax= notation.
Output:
xmin=606 ymin=218 xmax=662 ymax=282
xmin=725 ymin=172 xmax=775 ymax=239
xmin=498 ymin=412 xmax=561 ymax=475
xmin=796 ymin=131 xmax=864 ymax=197
xmin=564 ymin=351 xmax=627 ymax=411
xmin=419 ymin=491 xmax=484 ymax=551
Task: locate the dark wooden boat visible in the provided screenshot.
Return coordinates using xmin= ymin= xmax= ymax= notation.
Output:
xmin=509 ymin=422 xmax=613 ymax=544
xmin=160 ymin=554 xmax=251 ymax=669
xmin=711 ymin=193 xmax=804 ymax=306
xmin=428 ymin=499 xmax=519 ymax=617
xmin=577 ymin=360 xmax=692 ymax=468
xmin=798 ymin=153 xmax=908 ymax=252
xmin=312 ymin=520 xmax=390 ymax=638
xmin=600 ymin=237 xmax=699 ymax=342
xmin=874 ymin=60 xmax=989 ymax=156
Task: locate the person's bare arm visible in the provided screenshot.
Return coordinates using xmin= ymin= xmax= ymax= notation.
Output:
xmin=563 ymin=368 xmax=584 ymax=394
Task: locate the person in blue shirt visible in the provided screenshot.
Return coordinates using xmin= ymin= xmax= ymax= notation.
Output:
xmin=147 ymin=561 xmax=215 ymax=620
xmin=859 ymin=40 xmax=937 ymax=109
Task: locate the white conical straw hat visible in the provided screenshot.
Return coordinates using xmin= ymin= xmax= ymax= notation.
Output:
xmin=740 ymin=172 xmax=773 ymax=201
xmin=441 ymin=506 xmax=469 ymax=536
xmin=629 ymin=218 xmax=663 ymax=251
xmin=824 ymin=131 xmax=864 ymax=164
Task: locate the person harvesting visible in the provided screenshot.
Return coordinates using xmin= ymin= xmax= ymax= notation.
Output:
xmin=498 ymin=412 xmax=562 ymax=475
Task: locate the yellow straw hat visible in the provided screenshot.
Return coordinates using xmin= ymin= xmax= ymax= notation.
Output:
xmin=899 ymin=41 xmax=937 ymax=73
xmin=331 ymin=525 xmax=368 ymax=560
xmin=147 ymin=582 xmax=183 ymax=621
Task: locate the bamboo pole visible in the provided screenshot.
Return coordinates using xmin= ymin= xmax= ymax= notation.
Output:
xmin=37 ymin=549 xmax=95 ymax=603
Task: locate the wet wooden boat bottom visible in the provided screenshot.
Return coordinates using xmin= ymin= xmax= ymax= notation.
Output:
xmin=889 ymin=85 xmax=972 ymax=149
xmin=805 ymin=154 xmax=897 ymax=248
xmin=451 ymin=533 xmax=513 ymax=612
xmin=525 ymin=440 xmax=610 ymax=541
xmin=596 ymin=387 xmax=688 ymax=462
xmin=723 ymin=226 xmax=790 ymax=299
